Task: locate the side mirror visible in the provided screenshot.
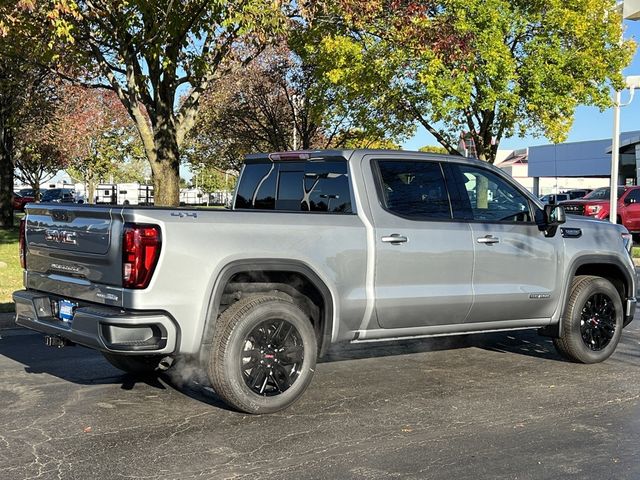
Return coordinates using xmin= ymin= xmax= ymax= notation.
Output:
xmin=536 ymin=205 xmax=566 ymax=237
xmin=545 ymin=204 xmax=566 ymax=225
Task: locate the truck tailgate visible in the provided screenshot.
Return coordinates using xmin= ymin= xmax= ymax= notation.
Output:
xmin=24 ymin=204 xmax=125 ymax=307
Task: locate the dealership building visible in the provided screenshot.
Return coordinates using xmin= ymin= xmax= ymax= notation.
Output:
xmin=496 ymin=130 xmax=640 ymax=196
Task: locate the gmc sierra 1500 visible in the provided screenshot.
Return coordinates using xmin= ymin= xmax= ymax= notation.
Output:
xmin=13 ymin=150 xmax=637 ymax=414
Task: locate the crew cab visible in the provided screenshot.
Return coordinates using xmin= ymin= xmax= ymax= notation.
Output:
xmin=560 ymin=186 xmax=640 ymax=233
xmin=13 ymin=150 xmax=637 ymax=414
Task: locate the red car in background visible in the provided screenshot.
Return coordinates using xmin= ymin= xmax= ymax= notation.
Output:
xmin=559 ymin=186 xmax=640 ymax=233
xmin=12 ymin=192 xmax=34 ymax=212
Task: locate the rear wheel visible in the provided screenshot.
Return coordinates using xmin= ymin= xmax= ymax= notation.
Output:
xmin=553 ymin=275 xmax=623 ymax=363
xmin=103 ymin=352 xmax=161 ymax=375
xmin=208 ymin=295 xmax=317 ymax=414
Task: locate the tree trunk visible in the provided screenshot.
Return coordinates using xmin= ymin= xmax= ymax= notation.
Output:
xmin=31 ymin=181 xmax=40 ymax=203
xmin=151 ymin=159 xmax=180 ymax=206
xmin=476 ymin=150 xmax=489 ymax=209
xmin=87 ymin=180 xmax=96 ymax=204
xmin=0 ymin=126 xmax=14 ymax=229
xmin=150 ymin=122 xmax=181 ymax=206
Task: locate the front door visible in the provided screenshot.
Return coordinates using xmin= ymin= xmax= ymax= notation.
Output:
xmin=445 ymin=163 xmax=561 ymax=323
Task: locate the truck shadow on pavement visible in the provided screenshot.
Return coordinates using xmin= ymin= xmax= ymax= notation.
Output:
xmin=5 ymin=325 xmax=637 ymax=411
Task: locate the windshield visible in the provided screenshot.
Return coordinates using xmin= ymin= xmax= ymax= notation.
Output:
xmin=41 ymin=189 xmax=63 ymax=201
xmin=583 ymin=187 xmax=625 ymax=201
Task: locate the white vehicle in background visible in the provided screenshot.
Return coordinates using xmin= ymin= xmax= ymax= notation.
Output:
xmin=209 ymin=190 xmax=233 ymax=206
xmin=179 ymin=188 xmax=207 ymax=206
xmin=95 ymin=183 xmax=154 ymax=205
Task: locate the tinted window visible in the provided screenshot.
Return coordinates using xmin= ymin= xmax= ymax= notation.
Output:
xmin=302 ymin=162 xmax=352 ymax=213
xmin=277 ymin=169 xmax=305 ymax=210
xmin=235 ymin=163 xmax=273 ymax=209
xmin=584 ymin=187 xmax=626 ymax=200
xmin=376 ymin=160 xmax=451 ymax=219
xmin=625 ymin=189 xmax=640 ymax=203
xmin=235 ymin=160 xmax=352 ymax=213
xmin=448 ymin=164 xmax=531 ymax=222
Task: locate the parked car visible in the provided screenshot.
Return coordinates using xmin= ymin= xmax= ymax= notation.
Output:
xmin=562 ymin=189 xmax=592 ymax=200
xmin=17 ymin=188 xmax=38 ymax=198
xmin=40 ymin=188 xmax=76 ymax=203
xmin=559 ymin=186 xmax=640 ymax=233
xmin=14 ymin=150 xmax=636 ymax=414
xmin=11 ymin=192 xmax=34 ymax=211
xmin=539 ymin=193 xmax=570 ymax=203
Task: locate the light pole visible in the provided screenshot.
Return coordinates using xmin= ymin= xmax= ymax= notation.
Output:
xmin=610 ymin=0 xmax=640 ymax=223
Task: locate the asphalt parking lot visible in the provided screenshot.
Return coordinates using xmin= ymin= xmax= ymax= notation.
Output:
xmin=0 ymin=318 xmax=639 ymax=480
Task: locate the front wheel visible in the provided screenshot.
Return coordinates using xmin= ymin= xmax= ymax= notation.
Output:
xmin=553 ymin=275 xmax=623 ymax=363
xmin=208 ymin=295 xmax=317 ymax=414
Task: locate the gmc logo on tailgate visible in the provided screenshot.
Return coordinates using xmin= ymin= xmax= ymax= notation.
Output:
xmin=44 ymin=229 xmax=77 ymax=245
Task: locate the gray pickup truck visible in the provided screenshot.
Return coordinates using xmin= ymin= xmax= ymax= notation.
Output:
xmin=13 ymin=150 xmax=637 ymax=414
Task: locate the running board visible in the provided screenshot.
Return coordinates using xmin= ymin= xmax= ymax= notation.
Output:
xmin=351 ymin=319 xmax=551 ymax=344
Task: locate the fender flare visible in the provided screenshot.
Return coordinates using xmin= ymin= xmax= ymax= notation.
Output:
xmin=199 ymin=259 xmax=335 ymax=358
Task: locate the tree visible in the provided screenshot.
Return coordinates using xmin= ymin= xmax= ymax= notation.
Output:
xmin=190 ymin=163 xmax=237 ymax=193
xmin=0 ymin=0 xmax=53 ymax=226
xmin=185 ymin=43 xmax=410 ymax=174
xmin=419 ymin=145 xmax=449 ymax=154
xmin=302 ymin=0 xmax=634 ymax=163
xmin=59 ymin=85 xmax=149 ymax=203
xmin=30 ymin=0 xmax=288 ymax=206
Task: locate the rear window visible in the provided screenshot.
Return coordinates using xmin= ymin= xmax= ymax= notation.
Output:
xmin=235 ymin=160 xmax=353 ymax=213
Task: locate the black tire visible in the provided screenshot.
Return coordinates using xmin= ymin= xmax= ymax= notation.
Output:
xmin=103 ymin=352 xmax=161 ymax=375
xmin=208 ymin=295 xmax=317 ymax=414
xmin=553 ymin=275 xmax=623 ymax=363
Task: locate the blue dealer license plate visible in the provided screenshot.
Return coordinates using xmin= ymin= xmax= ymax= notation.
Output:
xmin=58 ymin=300 xmax=77 ymax=322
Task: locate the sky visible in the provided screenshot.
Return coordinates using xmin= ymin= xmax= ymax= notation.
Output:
xmin=402 ymin=20 xmax=640 ymax=153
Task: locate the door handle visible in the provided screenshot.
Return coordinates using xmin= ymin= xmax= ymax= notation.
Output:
xmin=381 ymin=234 xmax=408 ymax=244
xmin=477 ymin=235 xmax=500 ymax=245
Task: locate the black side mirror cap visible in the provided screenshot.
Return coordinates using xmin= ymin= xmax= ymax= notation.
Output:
xmin=536 ymin=205 xmax=566 ymax=237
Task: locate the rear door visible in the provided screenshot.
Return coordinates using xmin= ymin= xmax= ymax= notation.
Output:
xmin=366 ymin=156 xmax=474 ymax=328
xmin=25 ymin=204 xmax=125 ymax=306
xmin=444 ymin=162 xmax=561 ymax=323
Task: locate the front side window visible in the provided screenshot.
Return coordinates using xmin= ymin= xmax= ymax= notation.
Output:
xmin=448 ymin=164 xmax=531 ymax=222
xmin=376 ymin=160 xmax=451 ymax=219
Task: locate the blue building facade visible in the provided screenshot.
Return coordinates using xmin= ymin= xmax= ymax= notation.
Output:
xmin=528 ymin=131 xmax=640 ymax=190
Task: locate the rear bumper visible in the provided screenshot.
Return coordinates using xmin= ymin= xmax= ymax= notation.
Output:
xmin=12 ymin=289 xmax=178 ymax=355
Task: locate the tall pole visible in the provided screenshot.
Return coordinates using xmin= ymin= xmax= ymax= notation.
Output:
xmin=610 ymin=90 xmax=621 ymax=224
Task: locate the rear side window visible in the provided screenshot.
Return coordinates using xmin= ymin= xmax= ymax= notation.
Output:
xmin=235 ymin=160 xmax=352 ymax=213
xmin=375 ymin=160 xmax=451 ymax=219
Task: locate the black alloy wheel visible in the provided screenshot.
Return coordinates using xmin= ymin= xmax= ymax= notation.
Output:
xmin=580 ymin=293 xmax=616 ymax=351
xmin=241 ymin=319 xmax=304 ymax=396
xmin=208 ymin=294 xmax=317 ymax=414
xmin=552 ymin=275 xmax=623 ymax=364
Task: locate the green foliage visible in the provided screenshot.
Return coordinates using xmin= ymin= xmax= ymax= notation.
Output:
xmin=186 ymin=42 xmax=408 ymax=174
xmin=419 ymin=145 xmax=449 ymax=154
xmin=303 ymin=0 xmax=635 ymax=162
xmin=191 ymin=164 xmax=237 ymax=193
xmin=10 ymin=0 xmax=290 ymax=206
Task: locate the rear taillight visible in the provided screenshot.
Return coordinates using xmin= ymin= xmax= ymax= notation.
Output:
xmin=122 ymin=223 xmax=161 ymax=289
xmin=19 ymin=219 xmax=26 ymax=269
